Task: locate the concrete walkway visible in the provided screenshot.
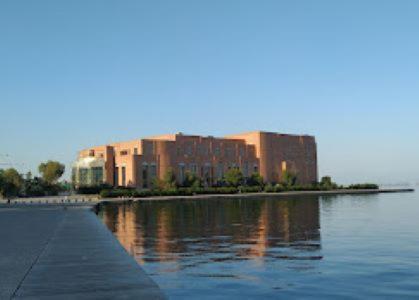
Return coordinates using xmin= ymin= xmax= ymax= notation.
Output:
xmin=0 ymin=206 xmax=165 ymax=299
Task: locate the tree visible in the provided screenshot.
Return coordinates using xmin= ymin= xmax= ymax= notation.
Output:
xmin=153 ymin=169 xmax=177 ymax=190
xmin=246 ymin=172 xmax=264 ymax=187
xmin=163 ymin=169 xmax=177 ymax=189
xmin=38 ymin=161 xmax=65 ymax=184
xmin=224 ymin=168 xmax=244 ymax=187
xmin=320 ymin=176 xmax=332 ymax=186
xmin=0 ymin=168 xmax=23 ymax=199
xmin=23 ymin=176 xmax=46 ymax=197
xmin=319 ymin=176 xmax=338 ymax=190
xmin=282 ymin=170 xmax=297 ymax=187
xmin=183 ymin=171 xmax=202 ymax=188
xmin=0 ymin=170 xmax=4 ymax=195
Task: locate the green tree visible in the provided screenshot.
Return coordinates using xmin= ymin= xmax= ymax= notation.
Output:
xmin=163 ymin=168 xmax=177 ymax=189
xmin=153 ymin=169 xmax=177 ymax=190
xmin=0 ymin=168 xmax=23 ymax=199
xmin=23 ymin=176 xmax=46 ymax=197
xmin=183 ymin=171 xmax=202 ymax=188
xmin=38 ymin=161 xmax=65 ymax=184
xmin=0 ymin=170 xmax=3 ymax=195
xmin=282 ymin=170 xmax=297 ymax=187
xmin=319 ymin=176 xmax=338 ymax=190
xmin=246 ymin=172 xmax=264 ymax=187
xmin=224 ymin=168 xmax=244 ymax=187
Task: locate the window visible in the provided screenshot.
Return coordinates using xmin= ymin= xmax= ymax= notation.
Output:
xmin=254 ymin=164 xmax=259 ymax=173
xmin=89 ymin=150 xmax=95 ymax=157
xmin=178 ymin=163 xmax=186 ymax=183
xmin=190 ymin=163 xmax=198 ymax=174
xmin=142 ymin=163 xmax=148 ymax=188
xmin=114 ymin=167 xmax=119 ymax=186
xmin=92 ymin=167 xmax=103 ymax=184
xmin=120 ymin=150 xmax=128 ymax=156
xmin=79 ymin=168 xmax=88 ymax=185
xmin=243 ymin=162 xmax=249 ymax=177
xmin=121 ymin=167 xmax=126 ymax=186
xmin=134 ymin=148 xmax=138 ymax=155
xmin=150 ymin=163 xmax=157 ymax=180
xmin=216 ymin=163 xmax=224 ymax=179
xmin=203 ymin=164 xmax=212 ymax=186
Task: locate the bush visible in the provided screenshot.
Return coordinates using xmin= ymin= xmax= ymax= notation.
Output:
xmin=319 ymin=176 xmax=338 ymax=190
xmin=98 ymin=180 xmax=379 ymax=199
xmin=246 ymin=173 xmax=264 ymax=187
xmin=281 ymin=171 xmax=297 ymax=187
xmin=348 ymin=183 xmax=379 ymax=190
xmin=264 ymin=184 xmax=275 ymax=193
xmin=224 ymin=169 xmax=244 ymax=187
xmin=77 ymin=184 xmax=112 ymax=195
xmin=239 ymin=186 xmax=262 ymax=193
xmin=182 ymin=172 xmax=202 ymax=188
xmin=99 ymin=187 xmax=136 ymax=198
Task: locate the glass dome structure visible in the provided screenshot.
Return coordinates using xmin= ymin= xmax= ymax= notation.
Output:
xmin=72 ymin=157 xmax=105 ymax=187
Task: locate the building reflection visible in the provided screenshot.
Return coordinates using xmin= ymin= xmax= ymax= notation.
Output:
xmin=99 ymin=196 xmax=321 ymax=266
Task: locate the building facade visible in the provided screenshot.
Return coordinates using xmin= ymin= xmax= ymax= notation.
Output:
xmin=72 ymin=131 xmax=317 ymax=188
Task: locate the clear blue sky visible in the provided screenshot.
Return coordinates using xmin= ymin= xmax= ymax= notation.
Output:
xmin=1 ymin=0 xmax=418 ymax=185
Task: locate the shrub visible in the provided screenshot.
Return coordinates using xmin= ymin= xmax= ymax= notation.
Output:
xmin=264 ymin=184 xmax=275 ymax=193
xmin=77 ymin=184 xmax=113 ymax=195
xmin=319 ymin=176 xmax=338 ymax=190
xmin=282 ymin=171 xmax=297 ymax=187
xmin=99 ymin=187 xmax=137 ymax=198
xmin=246 ymin=173 xmax=264 ymax=187
xmin=224 ymin=169 xmax=244 ymax=187
xmin=348 ymin=183 xmax=379 ymax=190
xmin=239 ymin=186 xmax=262 ymax=193
xmin=182 ymin=172 xmax=202 ymax=188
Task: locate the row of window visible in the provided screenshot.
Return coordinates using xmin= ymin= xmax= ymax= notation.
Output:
xmin=176 ymin=144 xmax=248 ymax=158
xmin=111 ymin=162 xmax=258 ymax=187
xmin=177 ymin=162 xmax=258 ymax=181
xmin=117 ymin=144 xmax=250 ymax=158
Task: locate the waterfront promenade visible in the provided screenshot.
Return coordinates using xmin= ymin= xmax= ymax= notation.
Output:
xmin=0 ymin=188 xmax=414 ymax=206
xmin=0 ymin=205 xmax=165 ymax=299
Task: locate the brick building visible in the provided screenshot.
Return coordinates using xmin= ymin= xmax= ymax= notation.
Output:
xmin=72 ymin=131 xmax=317 ymax=188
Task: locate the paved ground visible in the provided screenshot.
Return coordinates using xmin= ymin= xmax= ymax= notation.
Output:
xmin=0 ymin=206 xmax=165 ymax=299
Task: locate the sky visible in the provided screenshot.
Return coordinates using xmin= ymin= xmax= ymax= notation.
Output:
xmin=1 ymin=0 xmax=418 ymax=185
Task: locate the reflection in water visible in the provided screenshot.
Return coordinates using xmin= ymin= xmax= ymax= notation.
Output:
xmin=98 ymin=192 xmax=419 ymax=299
xmin=99 ymin=196 xmax=321 ymax=272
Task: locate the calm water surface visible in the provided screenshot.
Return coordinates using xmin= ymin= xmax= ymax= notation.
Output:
xmin=98 ymin=192 xmax=419 ymax=299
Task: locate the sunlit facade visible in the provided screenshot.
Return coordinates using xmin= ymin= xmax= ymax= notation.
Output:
xmin=73 ymin=131 xmax=317 ymax=188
